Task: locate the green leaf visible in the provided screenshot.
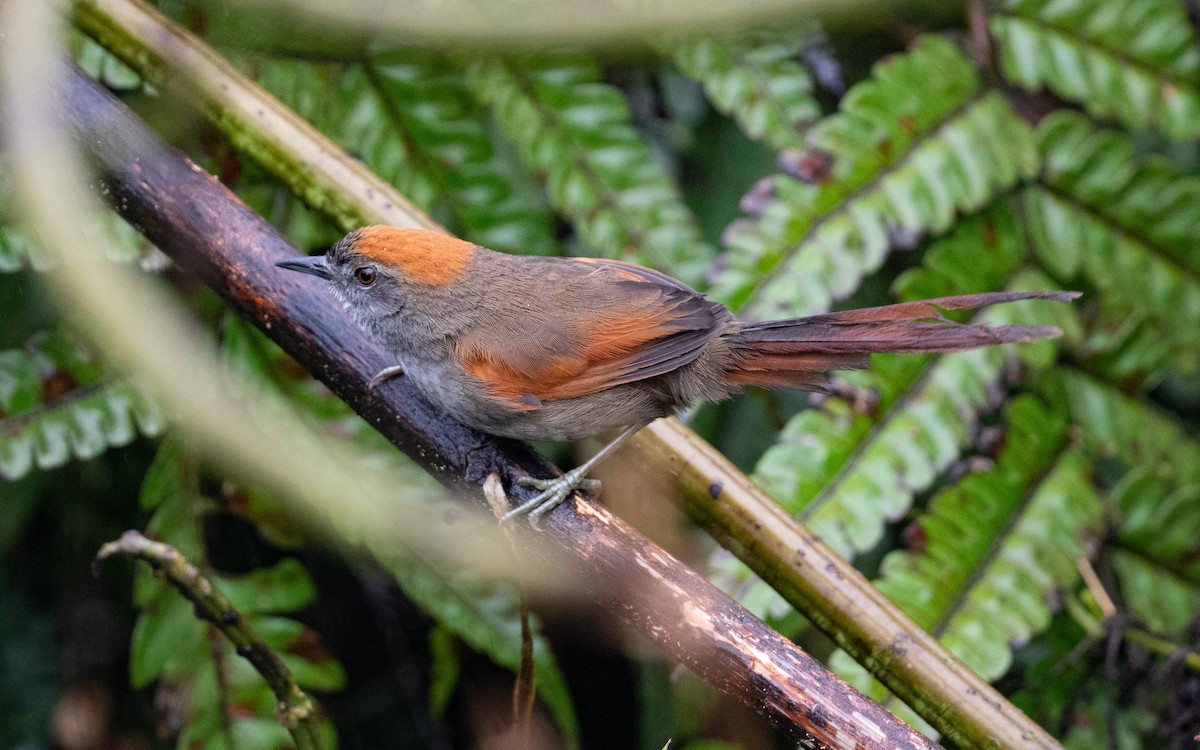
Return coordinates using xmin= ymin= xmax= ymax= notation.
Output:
xmin=928 ymin=448 xmax=1100 ymax=679
xmin=0 ymin=191 xmax=166 ymax=272
xmin=72 ymin=32 xmax=142 ymax=90
xmin=130 ymin=593 xmax=204 ymax=688
xmin=262 ymin=622 xmax=347 ymax=692
xmin=1111 ymin=550 xmax=1200 ymax=636
xmin=467 ymin=53 xmax=714 ymax=285
xmin=718 ymin=204 xmax=1072 ymax=619
xmin=756 ymin=216 xmax=1058 ymax=560
xmin=219 ymin=558 xmax=318 ymax=615
xmin=365 ymin=51 xmax=558 ymax=255
xmin=128 ymin=441 xmax=344 ymax=748
xmin=427 ymin=625 xmax=460 ymax=717
xmin=0 ymin=330 xmax=163 ymax=480
xmin=713 ymin=36 xmax=1038 ymax=318
xmin=671 ymin=25 xmax=822 ymax=151
xmin=992 ymin=0 xmax=1200 ymax=141
xmin=0 ymin=226 xmax=49 ymax=273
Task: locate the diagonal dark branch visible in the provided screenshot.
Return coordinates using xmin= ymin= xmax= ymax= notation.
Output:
xmin=59 ymin=62 xmax=941 ymax=750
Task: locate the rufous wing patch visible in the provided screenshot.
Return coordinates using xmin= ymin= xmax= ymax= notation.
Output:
xmin=455 ymin=304 xmax=708 ymax=406
xmin=453 ymin=256 xmax=731 ymax=407
xmin=353 ymin=226 xmax=474 ymax=286
xmin=456 ymin=337 xmax=589 ymax=411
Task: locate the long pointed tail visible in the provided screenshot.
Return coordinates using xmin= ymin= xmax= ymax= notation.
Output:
xmin=726 ymin=291 xmax=1079 ymax=391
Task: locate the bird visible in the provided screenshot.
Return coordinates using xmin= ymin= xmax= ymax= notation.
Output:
xmin=277 ymin=226 xmax=1077 ymax=523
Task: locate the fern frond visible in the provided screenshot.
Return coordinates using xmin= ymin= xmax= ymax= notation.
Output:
xmin=754 ymin=207 xmax=1060 ymax=560
xmin=0 ymin=331 xmax=163 ymax=480
xmin=830 ymin=396 xmax=1101 ymax=722
xmin=718 ymin=205 xmax=1071 ymax=619
xmin=256 ymin=56 xmax=557 ymax=254
xmin=878 ymin=397 xmax=1098 ymax=678
xmin=256 ymin=59 xmax=442 ymax=217
xmin=363 ymin=51 xmax=558 ymax=254
xmin=712 ymin=36 xmax=1038 ymax=318
xmin=1024 ymin=112 xmax=1200 ymax=357
xmin=1052 ymin=370 xmax=1200 ymax=586
xmin=1110 ymin=549 xmax=1200 ymax=637
xmin=991 ymin=0 xmax=1200 ymax=140
xmin=466 ymin=53 xmax=714 ymax=283
xmin=671 ymin=25 xmax=822 ymax=151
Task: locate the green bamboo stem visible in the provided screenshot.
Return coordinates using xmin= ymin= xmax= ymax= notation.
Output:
xmin=72 ymin=1 xmax=1060 ymax=747
xmin=74 ymin=0 xmax=439 ymax=234
xmin=631 ymin=418 xmax=1061 ymax=749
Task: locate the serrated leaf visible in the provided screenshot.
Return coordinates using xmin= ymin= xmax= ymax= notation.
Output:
xmin=467 ymin=53 xmax=713 ymax=285
xmin=992 ymin=0 xmax=1200 ymax=141
xmin=713 ymin=36 xmax=1038 ymax=318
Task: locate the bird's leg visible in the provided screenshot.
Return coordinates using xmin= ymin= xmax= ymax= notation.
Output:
xmin=369 ymin=365 xmax=405 ymax=388
xmin=501 ymin=424 xmax=645 ymax=525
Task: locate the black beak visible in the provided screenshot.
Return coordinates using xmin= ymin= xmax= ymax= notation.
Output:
xmin=275 ymin=255 xmax=332 ymax=280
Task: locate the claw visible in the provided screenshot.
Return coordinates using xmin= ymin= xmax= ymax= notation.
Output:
xmin=496 ymin=423 xmax=645 ymax=526
xmin=516 ymin=475 xmax=601 ymax=494
xmin=501 ymin=467 xmax=599 ymax=525
xmin=369 ymin=365 xmax=405 ymax=388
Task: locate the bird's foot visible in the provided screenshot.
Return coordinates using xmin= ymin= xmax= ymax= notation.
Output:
xmin=499 ymin=468 xmax=602 ymax=525
xmin=369 ymin=365 xmax=405 ymax=389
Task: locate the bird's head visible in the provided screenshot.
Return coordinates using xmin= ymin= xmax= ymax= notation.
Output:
xmin=275 ymin=225 xmax=476 ymax=334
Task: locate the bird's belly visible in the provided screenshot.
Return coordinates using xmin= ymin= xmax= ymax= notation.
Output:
xmin=405 ymin=358 xmax=670 ymax=441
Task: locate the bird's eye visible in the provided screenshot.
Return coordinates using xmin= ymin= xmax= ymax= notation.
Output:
xmin=353 ymin=266 xmax=377 ymax=286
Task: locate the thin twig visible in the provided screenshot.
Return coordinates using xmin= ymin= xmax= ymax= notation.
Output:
xmin=96 ymin=531 xmax=325 ymax=750
xmin=483 ymin=475 xmax=537 ymax=744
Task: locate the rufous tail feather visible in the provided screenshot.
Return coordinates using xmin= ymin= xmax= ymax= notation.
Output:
xmin=726 ymin=291 xmax=1079 ymax=391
